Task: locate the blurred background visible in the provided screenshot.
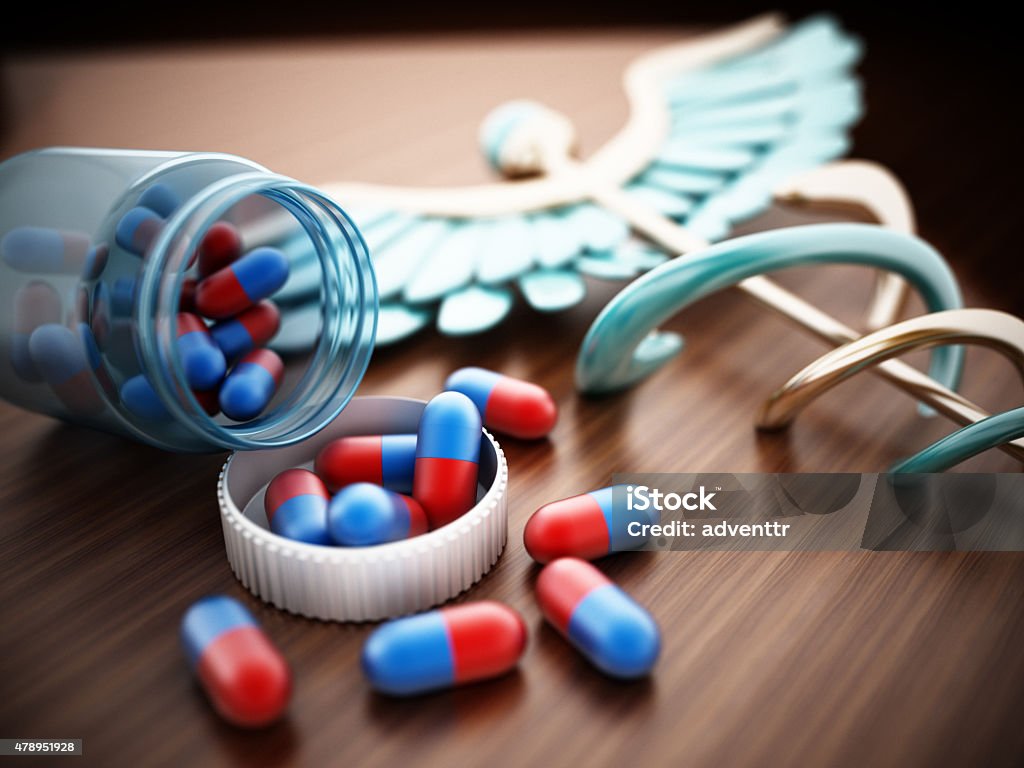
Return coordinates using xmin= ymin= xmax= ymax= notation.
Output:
xmin=2 ymin=1 xmax=1018 ymax=310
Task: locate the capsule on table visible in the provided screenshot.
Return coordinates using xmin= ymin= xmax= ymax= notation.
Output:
xmin=1 ymin=226 xmax=91 ymax=274
xmin=264 ymin=468 xmax=331 ymax=545
xmin=315 ymin=434 xmax=417 ymax=494
xmin=137 ymin=183 xmax=180 ymax=218
xmin=28 ymin=324 xmax=104 ymax=415
xmin=536 ymin=558 xmax=660 ymax=679
xmin=413 ymin=391 xmax=482 ymax=529
xmin=197 ymin=221 xmax=243 ymax=278
xmin=115 ymin=206 xmax=163 ymax=256
xmin=328 ymin=483 xmax=428 ymax=546
xmin=445 ymin=366 xmax=557 ymax=439
xmin=524 ymin=486 xmax=656 ymax=563
xmin=209 ymin=300 xmax=281 ymax=361
xmin=177 ymin=313 xmax=226 ymax=390
xmin=11 ymin=281 xmax=62 ymax=382
xmin=362 ymin=601 xmax=527 ymax=696
xmin=195 ymin=246 xmax=290 ymax=319
xmin=180 ymin=595 xmax=291 ymax=728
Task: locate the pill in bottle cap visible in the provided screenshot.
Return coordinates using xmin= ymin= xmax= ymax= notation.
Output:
xmin=217 ymin=396 xmax=508 ymax=622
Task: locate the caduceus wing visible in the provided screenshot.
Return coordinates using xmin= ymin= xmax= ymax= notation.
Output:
xmin=272 ymin=14 xmax=862 ymax=351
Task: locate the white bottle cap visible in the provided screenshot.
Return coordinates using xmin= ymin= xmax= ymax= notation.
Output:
xmin=217 ymin=396 xmax=508 ymax=621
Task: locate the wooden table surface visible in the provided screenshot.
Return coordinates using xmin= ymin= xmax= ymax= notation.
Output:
xmin=2 ymin=21 xmax=1023 ymax=768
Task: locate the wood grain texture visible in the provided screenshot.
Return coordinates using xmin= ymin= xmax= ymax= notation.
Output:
xmin=1 ymin=24 xmax=1022 ymax=768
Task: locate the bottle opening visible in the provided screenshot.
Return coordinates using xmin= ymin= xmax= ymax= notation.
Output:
xmin=92 ymin=167 xmax=376 ymax=450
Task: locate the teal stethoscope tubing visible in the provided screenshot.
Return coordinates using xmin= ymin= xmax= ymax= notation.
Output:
xmin=575 ymin=223 xmax=964 ymax=394
xmin=891 ymin=406 xmax=1024 ymax=473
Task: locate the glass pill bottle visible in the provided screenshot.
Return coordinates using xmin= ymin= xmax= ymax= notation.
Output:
xmin=0 ymin=148 xmax=377 ymax=451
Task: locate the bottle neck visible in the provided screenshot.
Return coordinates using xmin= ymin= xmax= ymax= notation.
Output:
xmin=135 ymin=171 xmax=377 ymax=450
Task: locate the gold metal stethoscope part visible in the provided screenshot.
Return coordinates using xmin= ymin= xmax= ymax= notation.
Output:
xmin=757 ymin=309 xmax=1024 ymax=432
xmin=774 ymin=160 xmax=916 ymax=330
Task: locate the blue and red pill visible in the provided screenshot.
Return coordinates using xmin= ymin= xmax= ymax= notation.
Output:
xmin=181 ymin=596 xmax=291 ymax=728
xmin=1 ymin=226 xmax=92 ymax=275
xmin=27 ymin=324 xmax=104 ymax=415
xmin=177 ymin=313 xmax=226 ymax=390
xmin=537 ymin=557 xmax=660 ymax=679
xmin=115 ymin=207 xmax=164 ymax=256
xmin=445 ymin=367 xmax=557 ymax=439
xmin=315 ymin=434 xmax=417 ymax=494
xmin=115 ymin=184 xmax=181 ymax=257
xmin=524 ymin=486 xmax=657 ymax=563
xmin=327 ymin=483 xmax=427 ymax=546
xmin=414 ymin=391 xmax=482 ymax=529
xmin=210 ymin=301 xmax=281 ymax=361
xmin=264 ymin=468 xmax=331 ymax=545
xmin=195 ymin=246 xmax=290 ymax=319
xmin=11 ymin=281 xmax=62 ymax=382
xmin=362 ymin=601 xmax=527 ymax=696
xmin=220 ymin=348 xmax=284 ymax=421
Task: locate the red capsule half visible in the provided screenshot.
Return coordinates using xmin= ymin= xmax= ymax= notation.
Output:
xmin=197 ymin=221 xmax=243 ymax=278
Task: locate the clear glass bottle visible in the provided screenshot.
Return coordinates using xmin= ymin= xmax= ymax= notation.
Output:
xmin=0 ymin=147 xmax=377 ymax=451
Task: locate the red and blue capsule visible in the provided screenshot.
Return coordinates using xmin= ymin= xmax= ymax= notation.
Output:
xmin=83 ymin=243 xmax=108 ymax=280
xmin=115 ymin=207 xmax=163 ymax=256
xmin=524 ymin=485 xmax=656 ymax=563
xmin=177 ymin=313 xmax=226 ymax=390
xmin=197 ymin=221 xmax=243 ymax=277
xmin=1 ymin=226 xmax=91 ymax=275
xmin=413 ymin=392 xmax=482 ymax=529
xmin=445 ymin=367 xmax=558 ymax=439
xmin=180 ymin=595 xmax=291 ymax=728
xmin=328 ymin=483 xmax=428 ymax=546
xmin=315 ymin=434 xmax=417 ymax=494
xmin=209 ymin=301 xmax=281 ymax=361
xmin=121 ymin=375 xmax=170 ymax=421
xmin=137 ymin=183 xmax=180 ymax=218
xmin=195 ymin=246 xmax=290 ymax=319
xmin=536 ymin=558 xmax=660 ymax=679
xmin=264 ymin=468 xmax=331 ymax=545
xmin=11 ymin=281 xmax=61 ymax=382
xmin=219 ymin=348 xmax=284 ymax=421
xmin=362 ymin=601 xmax=527 ymax=696
xmin=28 ymin=324 xmax=104 ymax=415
